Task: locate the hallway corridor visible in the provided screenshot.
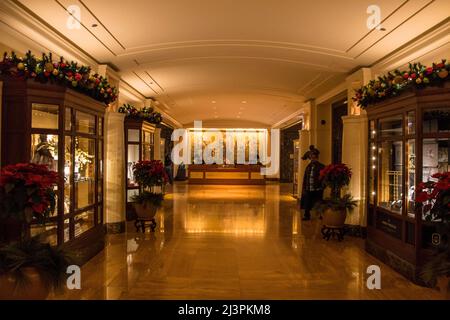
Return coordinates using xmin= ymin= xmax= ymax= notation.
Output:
xmin=51 ymin=184 xmax=440 ymax=300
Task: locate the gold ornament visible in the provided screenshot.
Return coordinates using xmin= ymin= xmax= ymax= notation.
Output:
xmin=438 ymin=70 xmax=448 ymax=79
xmin=44 ymin=62 xmax=54 ymax=72
xmin=392 ymin=75 xmax=403 ymax=84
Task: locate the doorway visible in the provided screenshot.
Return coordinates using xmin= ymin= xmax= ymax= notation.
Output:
xmin=280 ymin=122 xmax=302 ymax=182
xmin=332 ymin=99 xmax=348 ymax=164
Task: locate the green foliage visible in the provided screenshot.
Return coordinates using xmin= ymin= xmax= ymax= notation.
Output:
xmin=131 ymin=191 xmax=164 ymax=207
xmin=118 ymin=103 xmax=163 ymax=124
xmin=0 ymin=51 xmax=117 ymax=105
xmin=0 ymin=239 xmax=74 ymax=291
xmin=353 ymin=59 xmax=450 ymax=108
xmin=314 ymin=194 xmax=358 ymax=212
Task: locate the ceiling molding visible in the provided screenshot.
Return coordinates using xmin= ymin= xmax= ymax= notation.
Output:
xmin=78 ymin=0 xmax=126 ymax=50
xmin=371 ymin=17 xmax=450 ymax=72
xmin=271 ymin=109 xmax=306 ymax=129
xmin=345 ymin=0 xmax=410 ymax=53
xmin=131 ymin=55 xmax=349 ymax=73
xmin=184 ymin=119 xmax=270 ymax=129
xmin=119 ymin=39 xmax=351 ymax=60
xmin=314 ymin=81 xmax=348 ymax=105
xmin=297 ymin=73 xmax=338 ymax=96
xmin=156 ymin=110 xmax=183 ymax=128
xmin=131 ymin=83 xmax=306 ymax=101
xmin=53 ymin=0 xmax=118 ymax=56
xmin=4 ymin=0 xmax=98 ymax=66
xmin=352 ymin=0 xmax=436 ymax=59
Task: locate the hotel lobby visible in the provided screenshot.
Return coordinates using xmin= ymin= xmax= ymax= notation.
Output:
xmin=0 ymin=0 xmax=449 ymax=302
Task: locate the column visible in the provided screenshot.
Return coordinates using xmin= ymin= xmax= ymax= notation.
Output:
xmin=100 ymin=65 xmax=126 ymax=233
xmin=342 ymin=115 xmax=368 ymax=226
xmin=341 ymin=68 xmax=372 ymax=228
xmin=154 ymin=127 xmax=162 ymax=161
xmin=104 ymin=111 xmax=126 ymax=233
xmin=297 ymin=129 xmax=311 ymax=199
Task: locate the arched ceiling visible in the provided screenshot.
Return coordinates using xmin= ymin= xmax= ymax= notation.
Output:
xmin=10 ymin=0 xmax=450 ymax=126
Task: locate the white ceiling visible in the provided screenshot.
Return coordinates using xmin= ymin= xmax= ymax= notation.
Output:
xmin=12 ymin=0 xmax=450 ymax=126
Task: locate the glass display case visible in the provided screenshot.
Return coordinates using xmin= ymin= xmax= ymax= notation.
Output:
xmin=124 ymin=118 xmax=156 ymax=219
xmin=366 ymin=84 xmax=450 ymax=284
xmin=1 ymin=78 xmax=105 ymax=254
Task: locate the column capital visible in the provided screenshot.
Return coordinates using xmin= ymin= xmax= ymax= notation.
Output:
xmin=342 ymin=113 xmax=368 ymax=124
xmin=346 ymin=68 xmax=373 ymax=116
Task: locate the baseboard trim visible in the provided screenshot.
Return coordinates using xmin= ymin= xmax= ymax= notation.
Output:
xmin=344 ymin=225 xmax=367 ymax=238
xmin=365 ymin=238 xmax=429 ymax=287
xmin=106 ymin=221 xmax=126 ymax=234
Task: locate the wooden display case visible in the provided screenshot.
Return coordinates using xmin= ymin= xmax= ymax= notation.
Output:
xmin=1 ymin=78 xmax=106 ymax=262
xmin=124 ymin=118 xmax=156 ymax=220
xmin=365 ymin=84 xmax=450 ymax=284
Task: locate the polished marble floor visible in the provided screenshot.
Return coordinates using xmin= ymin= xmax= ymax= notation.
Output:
xmin=51 ymin=183 xmax=442 ymax=299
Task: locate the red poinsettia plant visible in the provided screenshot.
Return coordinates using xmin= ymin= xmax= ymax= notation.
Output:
xmin=319 ymin=163 xmax=352 ymax=198
xmin=132 ymin=160 xmax=168 ymax=190
xmin=0 ymin=163 xmax=58 ymax=223
xmin=416 ymin=172 xmax=450 ymax=222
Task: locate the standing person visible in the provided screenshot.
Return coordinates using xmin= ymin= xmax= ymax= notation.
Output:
xmin=300 ymin=145 xmax=325 ymax=221
xmin=164 ymin=153 xmax=173 ymax=184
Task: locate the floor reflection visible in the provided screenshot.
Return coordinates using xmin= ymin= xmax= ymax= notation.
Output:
xmin=50 ymin=183 xmax=442 ymax=300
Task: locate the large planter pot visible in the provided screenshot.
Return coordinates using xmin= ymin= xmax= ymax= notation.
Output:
xmin=0 ymin=267 xmax=50 ymax=300
xmin=133 ymin=201 xmax=159 ymax=233
xmin=133 ymin=201 xmax=158 ymax=220
xmin=322 ymin=208 xmax=347 ymax=228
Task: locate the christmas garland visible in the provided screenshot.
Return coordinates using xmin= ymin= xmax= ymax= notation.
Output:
xmin=0 ymin=51 xmax=118 ymax=105
xmin=353 ymin=59 xmax=450 ymax=109
xmin=118 ymin=103 xmax=163 ymax=124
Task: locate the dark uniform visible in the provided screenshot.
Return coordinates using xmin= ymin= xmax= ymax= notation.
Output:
xmin=300 ymin=160 xmax=325 ymax=220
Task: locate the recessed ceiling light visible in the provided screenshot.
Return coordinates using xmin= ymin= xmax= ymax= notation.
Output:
xmin=211 ymin=100 xmax=216 ymax=104
xmin=241 ymin=100 xmax=247 ymax=104
xmin=238 ymin=111 xmax=242 ymax=114
xmin=214 ymin=115 xmax=218 ymax=118
xmin=237 ymin=115 xmax=241 ymax=118
xmin=91 ymin=23 xmax=98 ymax=28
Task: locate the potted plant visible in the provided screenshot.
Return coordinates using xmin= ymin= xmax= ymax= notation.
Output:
xmin=132 ymin=160 xmax=168 ymax=232
xmin=0 ymin=239 xmax=72 ymax=300
xmin=0 ymin=163 xmax=58 ymax=241
xmin=314 ymin=163 xmax=357 ymax=228
xmin=416 ymin=172 xmax=450 ymax=297
xmin=0 ymin=163 xmax=72 ymax=299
